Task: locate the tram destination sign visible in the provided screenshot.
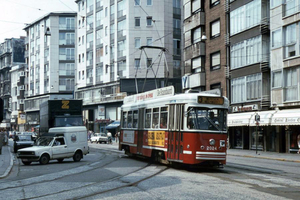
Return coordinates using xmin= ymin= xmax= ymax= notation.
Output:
xmin=198 ymin=96 xmax=224 ymax=105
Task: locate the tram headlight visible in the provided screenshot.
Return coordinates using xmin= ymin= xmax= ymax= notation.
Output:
xmin=187 ymin=145 xmax=190 ymax=149
xmin=209 ymin=139 xmax=215 ymax=146
xmin=201 ymin=145 xmax=205 ymax=150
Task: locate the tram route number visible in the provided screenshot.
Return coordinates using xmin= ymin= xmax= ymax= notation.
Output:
xmin=148 ymin=131 xmax=165 ymax=147
xmin=206 ymin=146 xmax=217 ymax=151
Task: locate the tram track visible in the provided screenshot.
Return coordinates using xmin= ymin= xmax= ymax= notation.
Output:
xmin=0 ymin=148 xmax=117 ymax=191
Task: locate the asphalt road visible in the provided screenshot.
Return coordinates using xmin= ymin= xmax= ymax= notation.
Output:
xmin=0 ymin=142 xmax=299 ymax=200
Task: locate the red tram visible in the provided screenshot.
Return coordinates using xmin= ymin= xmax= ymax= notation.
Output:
xmin=119 ymin=86 xmax=229 ymax=166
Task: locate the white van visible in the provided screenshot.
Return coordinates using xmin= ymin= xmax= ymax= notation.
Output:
xmin=17 ymin=126 xmax=89 ymax=165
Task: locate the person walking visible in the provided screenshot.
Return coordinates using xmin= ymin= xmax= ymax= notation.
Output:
xmin=107 ymin=131 xmax=112 ymax=144
xmin=0 ymin=130 xmax=5 ymax=155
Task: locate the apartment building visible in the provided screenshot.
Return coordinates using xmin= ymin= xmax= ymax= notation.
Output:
xmin=0 ymin=38 xmax=25 ymax=130
xmin=269 ymin=0 xmax=300 ymax=153
xmin=75 ymin=0 xmax=182 ymax=133
xmin=24 ymin=12 xmax=77 ymax=131
xmin=182 ymin=0 xmax=228 ymax=97
xmin=227 ymin=0 xmax=272 ymax=151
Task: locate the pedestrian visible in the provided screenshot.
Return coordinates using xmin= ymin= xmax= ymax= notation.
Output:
xmin=0 ymin=131 xmax=4 ymax=155
xmin=297 ymin=134 xmax=300 ymax=154
xmin=107 ymin=131 xmax=112 ymax=144
xmin=116 ymin=131 xmax=120 ymax=143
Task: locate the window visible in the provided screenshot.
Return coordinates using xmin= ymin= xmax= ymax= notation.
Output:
xmin=105 ymin=7 xmax=108 ymax=17
xmin=192 ymin=27 xmax=201 ymax=43
xmin=285 ymin=0 xmax=296 ymax=16
xmin=192 ymin=0 xmax=201 ymax=13
xmin=105 ymin=26 xmax=108 ymax=36
xmin=284 ymin=67 xmax=297 ymax=101
xmin=271 ymin=0 xmax=282 ymax=8
xmin=211 ymin=0 xmax=220 ymax=8
xmin=127 ymin=111 xmax=133 ymax=128
xmin=231 ymin=73 xmax=261 ymax=103
xmin=147 ymin=0 xmax=152 ymax=6
xmin=210 ymin=52 xmax=220 ymax=71
xmin=135 ymin=38 xmax=141 ymax=48
xmin=272 ymin=71 xmax=282 ymax=88
xmin=152 ymin=108 xmax=159 ymax=128
xmin=160 ymin=107 xmax=168 ymax=128
xmin=147 ymin=58 xmax=152 ymax=68
xmin=230 ymin=0 xmax=261 ymax=35
xmin=135 ymin=17 xmax=140 ymax=27
xmin=210 ymin=19 xmax=220 ymax=38
xmin=122 ymin=112 xmax=127 ymax=128
xmin=231 ymin=35 xmax=261 ymax=69
xmin=285 ymin=23 xmax=296 ymax=58
xmin=192 ymin=56 xmax=203 ymax=73
xmin=145 ymin=109 xmax=151 ymax=128
xmin=78 ymin=54 xmax=81 ymax=63
xmin=210 ymin=83 xmax=221 ymax=90
xmin=82 ymin=70 xmax=85 ymax=80
xmin=147 ymin=37 xmax=152 ymax=46
xmin=134 ymin=0 xmax=140 ymax=5
xmin=272 ymin=29 xmax=281 ymax=48
xmin=147 ymin=17 xmax=152 ymax=26
xmin=105 ymin=45 xmax=108 ymax=54
xmin=82 ymin=53 xmax=84 ymax=62
xmin=133 ymin=110 xmax=138 ymax=128
xmin=135 ymin=58 xmax=140 ymax=68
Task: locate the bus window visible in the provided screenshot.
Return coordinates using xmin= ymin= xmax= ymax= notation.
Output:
xmin=128 ymin=111 xmax=133 ymax=128
xmin=160 ymin=107 xmax=168 ymax=128
xmin=145 ymin=109 xmax=151 ymax=128
xmin=122 ymin=111 xmax=127 ymax=128
xmin=152 ymin=108 xmax=159 ymax=128
xmin=133 ymin=110 xmax=138 ymax=128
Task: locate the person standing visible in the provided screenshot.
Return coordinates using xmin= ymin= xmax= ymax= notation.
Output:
xmin=0 ymin=130 xmax=4 ymax=155
xmin=107 ymin=131 xmax=112 ymax=144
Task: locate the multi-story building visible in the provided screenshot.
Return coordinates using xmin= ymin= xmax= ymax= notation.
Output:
xmin=269 ymin=0 xmax=300 ymax=153
xmin=10 ymin=64 xmax=26 ymax=131
xmin=75 ymin=0 xmax=182 ymax=133
xmin=227 ymin=0 xmax=272 ymax=151
xmin=0 ymin=38 xmax=25 ymax=130
xmin=182 ymin=0 xmax=228 ymax=97
xmin=24 ymin=12 xmax=77 ymax=131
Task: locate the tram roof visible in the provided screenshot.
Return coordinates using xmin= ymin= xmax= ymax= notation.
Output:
xmin=122 ymin=86 xmax=229 ymax=110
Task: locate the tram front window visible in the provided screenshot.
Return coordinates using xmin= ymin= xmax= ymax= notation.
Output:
xmin=187 ymin=108 xmax=227 ymax=131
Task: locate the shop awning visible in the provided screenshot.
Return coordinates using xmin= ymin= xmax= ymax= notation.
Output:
xmin=105 ymin=121 xmax=120 ymax=130
xmin=0 ymin=123 xmax=10 ymax=128
xmin=249 ymin=110 xmax=277 ymax=126
xmin=227 ymin=112 xmax=255 ymax=127
xmin=271 ymin=109 xmax=300 ymax=126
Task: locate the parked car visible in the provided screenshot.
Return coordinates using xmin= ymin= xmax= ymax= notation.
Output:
xmin=90 ymin=133 xmax=108 ymax=144
xmin=13 ymin=134 xmax=34 ymax=153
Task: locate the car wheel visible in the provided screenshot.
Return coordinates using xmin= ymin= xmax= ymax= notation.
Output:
xmin=14 ymin=147 xmax=18 ymax=153
xmin=73 ymin=151 xmax=82 ymax=162
xmin=22 ymin=161 xmax=32 ymax=165
xmin=39 ymin=154 xmax=50 ymax=165
xmin=57 ymin=158 xmax=64 ymax=163
xmin=91 ymin=140 xmax=93 ymax=143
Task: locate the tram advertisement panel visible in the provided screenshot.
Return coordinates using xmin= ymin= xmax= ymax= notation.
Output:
xmin=123 ymin=130 xmax=135 ymax=143
xmin=148 ymin=131 xmax=165 ymax=147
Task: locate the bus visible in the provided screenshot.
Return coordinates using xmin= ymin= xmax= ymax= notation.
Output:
xmin=119 ymin=86 xmax=229 ymax=167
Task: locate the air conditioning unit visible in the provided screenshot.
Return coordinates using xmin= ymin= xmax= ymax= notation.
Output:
xmin=19 ymin=99 xmax=24 ymax=104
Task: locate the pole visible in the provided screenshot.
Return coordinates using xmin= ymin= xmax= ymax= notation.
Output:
xmin=256 ymin=122 xmax=258 ymax=154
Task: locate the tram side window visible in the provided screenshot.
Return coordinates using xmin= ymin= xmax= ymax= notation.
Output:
xmin=133 ymin=110 xmax=138 ymax=128
xmin=145 ymin=109 xmax=151 ymax=128
xmin=152 ymin=108 xmax=159 ymax=128
xmin=122 ymin=111 xmax=127 ymax=128
xmin=128 ymin=111 xmax=133 ymax=128
xmin=160 ymin=107 xmax=168 ymax=128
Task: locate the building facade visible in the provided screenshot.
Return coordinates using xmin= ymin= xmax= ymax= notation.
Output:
xmin=0 ymin=38 xmax=25 ymax=130
xmin=75 ymin=0 xmax=182 ymax=133
xmin=24 ymin=12 xmax=77 ymax=131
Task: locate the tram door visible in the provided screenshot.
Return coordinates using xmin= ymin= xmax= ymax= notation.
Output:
xmin=137 ymin=108 xmax=144 ymax=154
xmin=167 ymin=104 xmax=184 ymax=161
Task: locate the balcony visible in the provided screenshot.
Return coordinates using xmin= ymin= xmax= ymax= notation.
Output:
xmin=184 ymin=11 xmax=205 ymax=31
xmin=117 ymin=10 xmax=125 ymax=18
xmin=184 ymin=42 xmax=205 ymax=61
xmin=260 ymin=55 xmax=270 ymax=72
xmin=173 ymin=7 xmax=181 ymax=15
xmin=86 ymin=77 xmax=93 ymax=85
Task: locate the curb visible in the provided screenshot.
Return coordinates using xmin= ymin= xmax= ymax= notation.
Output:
xmin=0 ymin=146 xmax=14 ymax=179
xmin=228 ymin=153 xmax=300 ymax=163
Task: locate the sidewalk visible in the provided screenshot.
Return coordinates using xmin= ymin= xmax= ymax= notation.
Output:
xmin=0 ymin=145 xmax=14 ymax=179
xmin=227 ymin=149 xmax=300 ymax=163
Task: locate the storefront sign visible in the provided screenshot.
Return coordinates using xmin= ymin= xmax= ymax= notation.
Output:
xmin=95 ymin=118 xmax=111 ymax=123
xmin=232 ymin=104 xmax=259 ymax=113
xmin=123 ymin=130 xmax=134 ymax=143
xmin=98 ymin=105 xmax=105 ymax=116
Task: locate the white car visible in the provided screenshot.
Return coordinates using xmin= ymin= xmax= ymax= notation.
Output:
xmin=90 ymin=133 xmax=108 ymax=144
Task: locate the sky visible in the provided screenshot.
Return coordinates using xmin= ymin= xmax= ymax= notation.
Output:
xmin=0 ymin=0 xmax=77 ymax=43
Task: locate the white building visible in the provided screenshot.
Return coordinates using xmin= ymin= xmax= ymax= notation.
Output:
xmin=75 ymin=0 xmax=182 ymax=133
xmin=24 ymin=12 xmax=77 ymax=130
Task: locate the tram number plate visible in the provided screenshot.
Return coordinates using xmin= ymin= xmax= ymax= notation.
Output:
xmin=206 ymin=146 xmax=217 ymax=151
